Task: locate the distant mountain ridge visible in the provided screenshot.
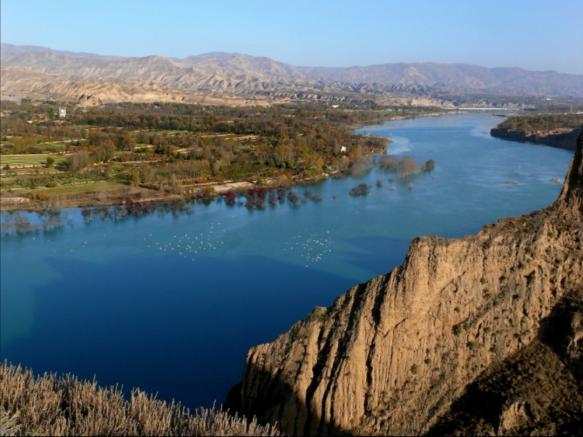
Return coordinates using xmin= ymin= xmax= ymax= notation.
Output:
xmin=300 ymin=62 xmax=583 ymax=97
xmin=2 ymin=43 xmax=583 ymax=105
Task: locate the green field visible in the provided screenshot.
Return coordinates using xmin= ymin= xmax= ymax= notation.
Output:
xmin=34 ymin=142 xmax=70 ymax=153
xmin=29 ymin=181 xmax=129 ymax=198
xmin=0 ymin=154 xmax=68 ymax=166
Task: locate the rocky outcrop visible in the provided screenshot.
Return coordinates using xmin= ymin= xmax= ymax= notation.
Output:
xmin=428 ymin=285 xmax=583 ymax=435
xmin=428 ymin=337 xmax=583 ymax=435
xmin=234 ymin=132 xmax=583 ymax=435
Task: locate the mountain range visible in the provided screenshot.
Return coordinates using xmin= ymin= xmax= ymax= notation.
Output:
xmin=2 ymin=43 xmax=583 ymax=106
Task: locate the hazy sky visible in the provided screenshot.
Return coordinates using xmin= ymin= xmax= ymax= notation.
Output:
xmin=2 ymin=0 xmax=582 ymax=74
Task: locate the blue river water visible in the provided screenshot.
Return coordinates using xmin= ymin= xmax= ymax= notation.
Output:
xmin=0 ymin=113 xmax=573 ymax=408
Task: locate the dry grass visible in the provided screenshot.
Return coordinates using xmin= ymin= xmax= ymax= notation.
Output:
xmin=0 ymin=362 xmax=280 ymax=436
xmin=0 ymin=408 xmax=20 ymax=436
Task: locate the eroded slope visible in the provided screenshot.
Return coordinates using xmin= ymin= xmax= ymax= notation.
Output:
xmin=235 ymin=133 xmax=583 ymax=435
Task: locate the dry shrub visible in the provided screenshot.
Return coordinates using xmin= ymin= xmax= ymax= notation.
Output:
xmin=0 ymin=408 xmax=20 ymax=436
xmin=0 ymin=362 xmax=280 ymax=436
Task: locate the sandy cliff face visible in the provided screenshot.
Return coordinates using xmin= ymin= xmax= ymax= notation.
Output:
xmin=235 ymin=133 xmax=583 ymax=435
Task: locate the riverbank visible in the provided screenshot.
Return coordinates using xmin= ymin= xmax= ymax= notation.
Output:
xmin=490 ymin=113 xmax=582 ymax=150
xmin=0 ymin=155 xmax=375 ymax=212
xmin=1 ymin=101 xmax=416 ymax=212
xmin=0 ymin=107 xmax=466 ymax=212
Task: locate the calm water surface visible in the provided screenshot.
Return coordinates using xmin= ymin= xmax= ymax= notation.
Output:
xmin=0 ymin=114 xmax=572 ymax=408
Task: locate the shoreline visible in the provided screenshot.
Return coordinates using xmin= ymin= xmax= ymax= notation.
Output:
xmin=489 ymin=113 xmax=583 ymax=151
xmin=490 ymin=126 xmax=580 ymax=151
xmin=0 ymin=109 xmax=459 ymax=213
xmin=0 ymin=158 xmax=365 ymax=213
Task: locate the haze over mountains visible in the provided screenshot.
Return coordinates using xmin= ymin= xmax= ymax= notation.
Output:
xmin=2 ymin=43 xmax=583 ymax=106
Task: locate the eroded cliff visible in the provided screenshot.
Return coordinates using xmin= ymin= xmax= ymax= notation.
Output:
xmin=234 ymin=132 xmax=583 ymax=435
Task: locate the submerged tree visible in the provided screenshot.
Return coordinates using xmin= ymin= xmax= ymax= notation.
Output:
xmin=349 ymin=183 xmax=371 ymax=197
xmin=224 ymin=191 xmax=236 ymax=206
xmin=397 ymin=156 xmax=419 ymax=179
xmin=422 ymin=159 xmax=436 ymax=172
xmin=378 ymin=155 xmax=398 ymax=171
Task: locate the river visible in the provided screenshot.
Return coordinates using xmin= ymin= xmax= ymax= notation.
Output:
xmin=0 ymin=113 xmax=572 ymax=408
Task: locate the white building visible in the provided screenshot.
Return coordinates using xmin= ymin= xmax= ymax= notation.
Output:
xmin=58 ymin=107 xmax=67 ymax=118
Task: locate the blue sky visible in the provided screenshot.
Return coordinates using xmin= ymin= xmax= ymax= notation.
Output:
xmin=2 ymin=0 xmax=582 ymax=74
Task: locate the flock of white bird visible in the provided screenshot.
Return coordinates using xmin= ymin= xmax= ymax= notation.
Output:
xmin=136 ymin=221 xmax=336 ymax=268
xmin=282 ymin=230 xmax=334 ymax=268
xmin=144 ymin=221 xmax=226 ymax=261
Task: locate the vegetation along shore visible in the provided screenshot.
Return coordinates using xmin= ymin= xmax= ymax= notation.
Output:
xmin=0 ymin=101 xmax=447 ymax=212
